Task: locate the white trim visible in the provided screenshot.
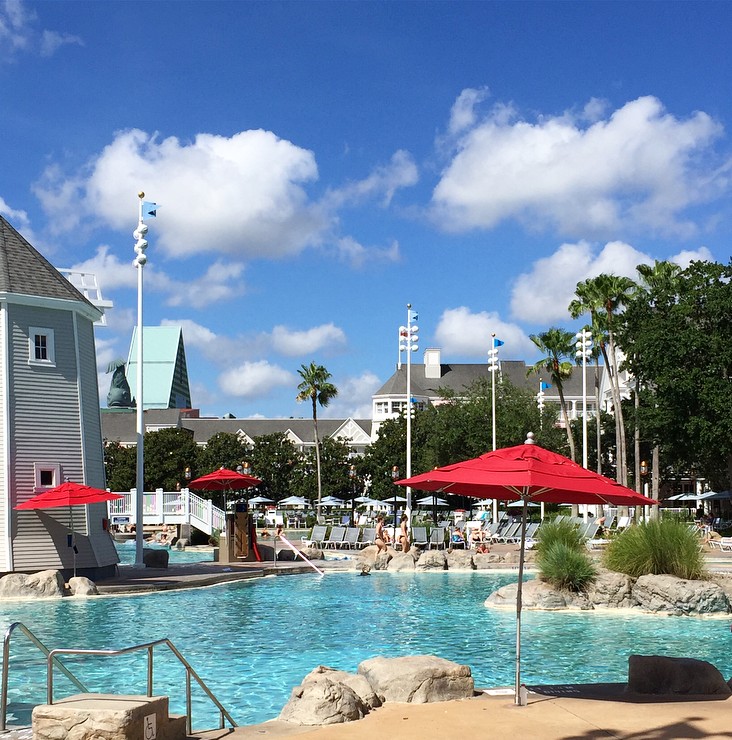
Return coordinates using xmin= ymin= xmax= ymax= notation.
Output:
xmin=0 ymin=291 xmax=102 ymax=323
xmin=2 ymin=305 xmax=12 ymax=571
xmin=34 ymin=462 xmax=61 ymax=491
xmin=28 ymin=326 xmax=55 ymax=367
xmin=72 ymin=313 xmax=87 ymax=483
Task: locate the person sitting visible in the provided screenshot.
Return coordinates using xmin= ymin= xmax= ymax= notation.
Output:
xmin=260 ymin=526 xmax=271 ymax=538
xmin=469 ymin=528 xmax=484 ymax=547
xmin=476 ymin=542 xmax=491 ymax=554
xmin=451 ymin=527 xmax=465 ymax=548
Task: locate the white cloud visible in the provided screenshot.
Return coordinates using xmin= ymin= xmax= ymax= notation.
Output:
xmin=448 ymin=86 xmax=490 ymax=135
xmin=434 ymin=307 xmax=536 ymax=358
xmin=324 ymin=371 xmax=382 ymax=419
xmin=34 ymin=128 xmax=325 ymax=259
xmin=40 ymin=29 xmax=82 ymax=57
xmin=218 ymin=361 xmax=295 ymax=399
xmin=670 ymin=247 xmax=713 ymax=268
xmin=336 ymin=237 xmax=400 ymax=268
xmin=161 ymin=318 xmax=245 ymax=365
xmin=432 ymin=94 xmax=725 ymax=238
xmin=70 ymin=245 xmax=139 ymax=291
xmin=510 ymin=240 xmax=651 ymax=323
xmin=270 ymin=323 xmax=346 ymax=356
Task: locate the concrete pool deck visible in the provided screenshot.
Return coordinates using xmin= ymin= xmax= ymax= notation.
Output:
xmin=193 ymin=687 xmax=732 ymax=740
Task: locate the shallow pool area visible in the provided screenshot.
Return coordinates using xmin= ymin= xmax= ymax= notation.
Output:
xmin=114 ymin=542 xmax=213 ymax=565
xmin=2 ymin=571 xmax=732 ymax=729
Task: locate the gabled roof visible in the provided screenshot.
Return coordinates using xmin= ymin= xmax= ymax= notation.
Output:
xmin=0 ymin=216 xmax=98 ymax=310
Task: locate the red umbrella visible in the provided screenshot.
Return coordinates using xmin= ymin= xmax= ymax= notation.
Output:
xmin=396 ymin=434 xmax=655 ymax=705
xmin=15 ymin=482 xmax=124 ymax=576
xmin=188 ymin=467 xmax=261 ymax=492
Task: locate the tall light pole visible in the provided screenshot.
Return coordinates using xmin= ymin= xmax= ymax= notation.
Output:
xmin=487 ymin=334 xmax=503 ymax=523
xmin=575 ymin=327 xmax=593 ymax=521
xmin=398 ymin=306 xmax=418 ymax=524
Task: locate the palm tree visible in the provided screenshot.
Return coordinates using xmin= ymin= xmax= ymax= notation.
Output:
xmin=296 ymin=362 xmax=338 ymax=518
xmin=527 ymin=328 xmax=576 ymax=462
xmin=569 ymin=274 xmax=637 ymax=486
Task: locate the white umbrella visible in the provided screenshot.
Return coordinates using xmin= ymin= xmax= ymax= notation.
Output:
xmin=279 ymin=495 xmax=309 ymax=507
xmin=248 ymin=495 xmax=274 ymax=505
xmin=320 ymin=496 xmax=346 ymax=506
xmin=416 ymin=495 xmax=449 ymax=507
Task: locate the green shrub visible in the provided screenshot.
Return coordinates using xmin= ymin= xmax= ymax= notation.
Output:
xmin=603 ymin=520 xmax=706 ymax=580
xmin=535 ymin=518 xmax=583 ymax=556
xmin=538 ymin=541 xmax=597 ymax=592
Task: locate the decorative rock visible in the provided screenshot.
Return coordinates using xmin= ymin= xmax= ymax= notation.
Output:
xmin=485 ymin=580 xmax=569 ymax=610
xmin=446 ymin=549 xmax=474 ymax=571
xmin=627 ymin=655 xmax=732 ymax=696
xmin=302 ymin=665 xmax=381 ymax=709
xmin=174 ymin=539 xmax=188 ymax=550
xmin=415 ymin=550 xmax=447 ymax=571
xmin=387 ymin=552 xmax=415 ymax=572
xmin=373 ymin=550 xmax=393 ymax=571
xmin=278 ymin=676 xmax=368 ymax=725
xmin=0 ymin=570 xmax=66 ymax=599
xmin=473 ymin=553 xmax=502 ymax=569
xmin=631 ymin=575 xmax=730 ymax=615
xmin=501 ymin=550 xmax=536 ymax=564
xmin=68 ymin=577 xmax=98 ymax=596
xmin=301 ymin=547 xmax=325 ymax=560
xmin=585 ymin=569 xmax=633 ymax=609
xmin=357 ymin=655 xmax=473 ymax=703
xmin=143 ymin=548 xmax=169 ymax=568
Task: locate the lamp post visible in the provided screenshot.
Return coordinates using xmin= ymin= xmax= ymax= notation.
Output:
xmin=398 ymin=306 xmax=418 ymax=525
xmin=349 ymin=464 xmax=357 ymax=526
xmin=575 ymin=328 xmax=593 ymax=522
xmin=488 ymin=334 xmax=503 ymax=523
xmin=133 ymin=193 xmax=150 ymax=568
xmin=640 ymin=460 xmax=649 ymax=522
xmin=391 ymin=465 xmax=399 ymax=540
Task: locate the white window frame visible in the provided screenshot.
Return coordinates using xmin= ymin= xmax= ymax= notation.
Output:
xmin=28 ymin=327 xmax=56 ymax=367
xmin=34 ymin=462 xmax=61 ymax=492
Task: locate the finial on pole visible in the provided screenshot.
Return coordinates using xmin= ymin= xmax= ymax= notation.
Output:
xmin=138 ymin=191 xmax=145 ymax=199
xmin=525 ymin=432 xmax=535 ymax=445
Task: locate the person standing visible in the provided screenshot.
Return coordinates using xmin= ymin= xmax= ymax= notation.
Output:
xmin=375 ymin=514 xmax=390 ymax=553
xmin=399 ymin=513 xmax=410 ymax=554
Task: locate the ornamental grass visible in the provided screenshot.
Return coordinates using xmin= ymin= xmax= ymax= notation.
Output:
xmin=603 ymin=519 xmax=706 ymax=580
xmin=535 ymin=518 xmax=596 ymax=592
xmin=534 ymin=518 xmax=584 ymax=556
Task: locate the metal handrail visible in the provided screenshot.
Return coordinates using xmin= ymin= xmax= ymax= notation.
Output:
xmin=1 ymin=622 xmax=89 ymax=731
xmin=47 ymin=638 xmax=237 ymax=734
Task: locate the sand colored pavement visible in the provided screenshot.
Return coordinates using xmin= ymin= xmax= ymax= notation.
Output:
xmin=196 ymin=690 xmax=732 ymax=740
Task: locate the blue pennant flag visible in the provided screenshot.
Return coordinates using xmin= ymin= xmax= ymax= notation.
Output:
xmin=409 ymin=310 xmax=418 ymax=323
xmin=142 ymin=202 xmax=160 ymax=219
xmin=540 ymin=382 xmax=552 ymax=390
xmin=493 ymin=337 xmax=504 ymax=348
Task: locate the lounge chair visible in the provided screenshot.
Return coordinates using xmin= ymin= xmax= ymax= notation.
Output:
xmin=343 ymin=527 xmax=361 ymax=549
xmin=411 ymin=526 xmax=429 ymax=548
xmin=301 ymin=524 xmax=328 ymax=548
xmin=323 ymin=526 xmax=347 ymax=549
xmin=429 ymin=527 xmax=446 ymax=549
xmin=616 ymin=516 xmax=632 ymax=530
xmin=496 ymin=522 xmax=521 ymax=543
xmin=359 ymin=527 xmax=376 ymax=548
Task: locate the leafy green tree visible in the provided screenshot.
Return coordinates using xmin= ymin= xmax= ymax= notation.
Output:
xmin=248 ymin=432 xmax=301 ymax=502
xmin=143 ymin=427 xmax=200 ymax=491
xmin=296 ymin=362 xmax=338 ymax=515
xmin=619 ymin=259 xmax=732 ymax=490
xmin=103 ymin=440 xmax=136 ymax=491
xmin=291 ymin=436 xmax=352 ymax=501
xmin=527 ymin=328 xmax=577 ymax=461
xmin=197 ymin=432 xmax=249 ymax=475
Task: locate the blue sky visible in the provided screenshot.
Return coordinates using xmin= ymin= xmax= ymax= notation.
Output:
xmin=1 ymin=1 xmax=731 ymax=419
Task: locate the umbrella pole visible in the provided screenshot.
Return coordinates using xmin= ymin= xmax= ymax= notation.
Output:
xmin=70 ymin=505 xmax=76 ymax=579
xmin=514 ymin=496 xmax=528 ymax=706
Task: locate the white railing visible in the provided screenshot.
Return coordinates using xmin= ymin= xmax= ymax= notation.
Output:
xmin=107 ymin=488 xmax=226 ymax=536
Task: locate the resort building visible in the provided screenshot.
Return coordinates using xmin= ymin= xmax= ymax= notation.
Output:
xmin=0 ymin=217 xmax=118 ymax=577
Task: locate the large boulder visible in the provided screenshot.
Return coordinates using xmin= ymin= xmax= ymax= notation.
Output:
xmin=415 ymin=550 xmax=447 ymax=571
xmin=278 ymin=676 xmax=368 ymax=725
xmin=143 ymin=548 xmax=169 ymax=569
xmin=631 ymin=575 xmax=730 ymax=615
xmin=373 ymin=550 xmax=393 ymax=571
xmin=300 ymin=547 xmax=325 ymax=561
xmin=0 ymin=570 xmax=66 ymax=599
xmin=68 ymin=577 xmax=99 ymax=596
xmin=586 ymin=569 xmax=633 ymax=609
xmin=301 ymin=666 xmax=381 ymax=709
xmin=627 ymin=655 xmax=732 ymax=696
xmin=473 ymin=553 xmax=502 ymax=569
xmin=387 ymin=552 xmax=416 ymax=572
xmin=446 ymin=550 xmax=474 ymax=571
xmin=485 ymin=579 xmax=569 ymax=610
xmin=357 ymin=655 xmax=473 ymax=703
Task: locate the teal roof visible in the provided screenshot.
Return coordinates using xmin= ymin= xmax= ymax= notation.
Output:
xmin=126 ymin=326 xmax=192 ymax=410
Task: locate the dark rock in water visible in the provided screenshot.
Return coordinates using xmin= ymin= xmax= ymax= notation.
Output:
xmin=627 ymin=655 xmax=732 ymax=696
xmin=143 ymin=548 xmax=169 ymax=568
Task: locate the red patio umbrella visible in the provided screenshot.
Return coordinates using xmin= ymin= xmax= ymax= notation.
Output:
xmin=15 ymin=482 xmax=124 ymax=576
xmin=188 ymin=467 xmax=261 ymax=493
xmin=396 ymin=433 xmax=655 ymax=705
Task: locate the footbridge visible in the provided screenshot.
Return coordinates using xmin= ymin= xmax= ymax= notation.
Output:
xmin=106 ymin=488 xmax=226 ymax=536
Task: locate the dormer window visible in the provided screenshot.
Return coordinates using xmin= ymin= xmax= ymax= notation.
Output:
xmin=28 ymin=327 xmax=55 ymax=367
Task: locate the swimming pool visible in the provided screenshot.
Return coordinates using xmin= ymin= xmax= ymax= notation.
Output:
xmin=114 ymin=543 xmax=213 ymax=565
xmin=2 ymin=572 xmax=731 ymax=729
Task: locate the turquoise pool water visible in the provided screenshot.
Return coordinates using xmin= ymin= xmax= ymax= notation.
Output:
xmin=114 ymin=543 xmax=213 ymax=565
xmin=2 ymin=572 xmax=731 ymax=729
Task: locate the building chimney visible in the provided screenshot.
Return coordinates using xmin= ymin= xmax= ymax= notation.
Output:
xmin=424 ymin=348 xmax=441 ymax=379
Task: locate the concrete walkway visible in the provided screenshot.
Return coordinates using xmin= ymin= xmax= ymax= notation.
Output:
xmin=194 ymin=687 xmax=732 ymax=740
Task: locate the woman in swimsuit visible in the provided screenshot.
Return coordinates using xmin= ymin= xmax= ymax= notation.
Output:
xmin=375 ymin=514 xmax=389 ymax=553
xmin=399 ymin=513 xmax=410 ymax=554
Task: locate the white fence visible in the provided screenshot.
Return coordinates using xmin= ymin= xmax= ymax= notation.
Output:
xmin=107 ymin=488 xmax=226 ymax=536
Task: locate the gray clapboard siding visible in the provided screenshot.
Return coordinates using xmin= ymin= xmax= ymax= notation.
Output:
xmin=0 ymin=306 xmax=6 ymax=572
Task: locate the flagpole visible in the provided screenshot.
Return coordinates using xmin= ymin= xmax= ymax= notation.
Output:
xmin=488 ymin=334 xmax=501 ymax=523
xmin=133 ymin=192 xmax=149 ymax=568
